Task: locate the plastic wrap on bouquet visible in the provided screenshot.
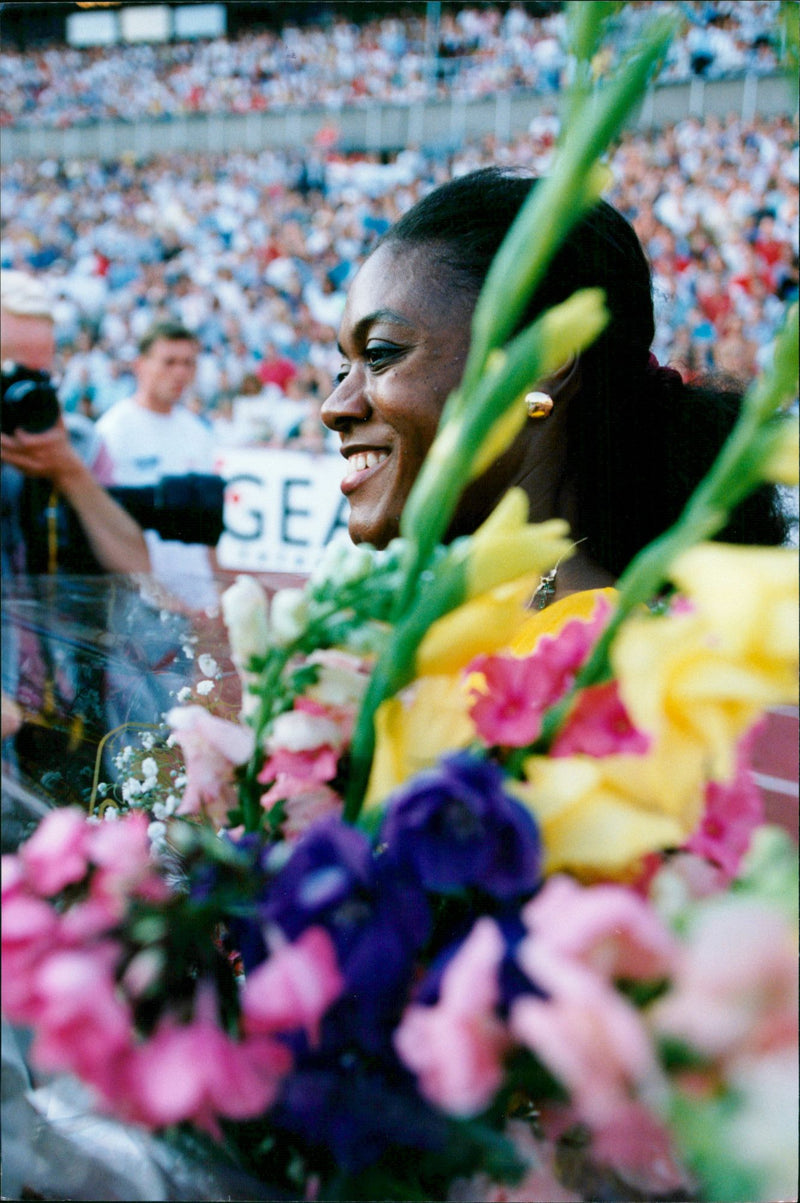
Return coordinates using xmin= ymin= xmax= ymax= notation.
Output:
xmin=1 ymin=572 xmax=241 ymax=822
xmin=2 ymin=1021 xmax=290 ymax=1202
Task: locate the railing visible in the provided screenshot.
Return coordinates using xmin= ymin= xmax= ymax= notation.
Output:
xmin=1 ymin=71 xmax=796 ymax=164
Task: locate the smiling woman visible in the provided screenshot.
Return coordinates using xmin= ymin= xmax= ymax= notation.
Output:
xmin=321 ymin=167 xmax=788 ymax=597
xmin=325 ymin=248 xmax=474 ymax=547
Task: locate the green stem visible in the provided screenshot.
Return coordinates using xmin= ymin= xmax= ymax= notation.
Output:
xmin=241 ymin=652 xmax=287 ymax=830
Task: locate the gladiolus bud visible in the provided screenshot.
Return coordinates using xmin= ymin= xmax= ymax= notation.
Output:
xmin=221 ymin=575 xmax=270 ymax=666
xmin=537 ymin=288 xmax=608 ymax=377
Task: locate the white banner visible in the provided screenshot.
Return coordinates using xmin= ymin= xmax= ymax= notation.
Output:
xmin=214 ymin=448 xmax=351 ymax=574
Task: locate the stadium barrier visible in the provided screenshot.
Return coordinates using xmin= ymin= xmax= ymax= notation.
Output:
xmin=1 ymin=71 xmax=796 ymax=164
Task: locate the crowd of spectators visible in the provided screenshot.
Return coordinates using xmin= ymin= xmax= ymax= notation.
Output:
xmin=1 ymin=102 xmax=796 ymax=457
xmin=0 ymin=1 xmax=786 ymax=130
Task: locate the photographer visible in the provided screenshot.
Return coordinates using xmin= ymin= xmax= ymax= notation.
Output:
xmin=1 ymin=276 xmax=226 ymax=805
xmin=1 ymin=270 xmax=151 ymax=578
xmin=1 ymin=269 xmax=152 ymax=803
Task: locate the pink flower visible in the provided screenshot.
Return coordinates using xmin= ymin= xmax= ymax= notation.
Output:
xmin=511 ymin=946 xmax=660 ymax=1132
xmin=123 ymin=986 xmax=291 ymax=1135
xmin=468 ymin=598 xmax=612 ymax=748
xmin=260 ymin=778 xmax=343 ymax=840
xmin=85 ymin=811 xmax=170 ymax=922
xmin=520 ymin=875 xmax=677 ymax=981
xmin=87 ymin=809 xmax=153 ymax=878
xmin=645 ymin=850 xmax=729 ymax=904
xmin=394 ymin=918 xmax=510 ymax=1116
xmin=27 ymin=943 xmax=135 ymax=1096
xmin=0 ymin=890 xmax=61 ymax=1020
xmin=652 ymin=897 xmax=798 ymax=1064
xmin=258 ymin=744 xmax=339 ymax=788
xmin=468 ymin=654 xmax=554 ymax=746
xmin=551 ymin=681 xmax=650 ymax=758
xmin=1 ymin=853 xmax=25 ymax=898
xmin=265 ymin=707 xmax=344 ymax=755
xmin=683 ymin=728 xmax=764 ymax=880
xmin=589 ymin=1100 xmax=692 ymax=1193
xmin=242 ymin=927 xmax=344 ymax=1044
xmin=19 ymin=807 xmax=91 ymax=895
xmin=167 ymin=705 xmax=255 ymax=824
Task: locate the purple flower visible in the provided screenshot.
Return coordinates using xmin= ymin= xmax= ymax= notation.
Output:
xmin=380 ymin=752 xmax=542 ymax=901
xmin=263 ymin=817 xmax=430 ymax=1052
xmin=272 ymin=1059 xmax=450 ymax=1171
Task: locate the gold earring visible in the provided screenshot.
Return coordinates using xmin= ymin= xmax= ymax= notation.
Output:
xmin=525 ymin=391 xmax=554 ymax=419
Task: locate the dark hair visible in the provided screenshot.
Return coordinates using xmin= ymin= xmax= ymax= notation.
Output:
xmin=381 ymin=167 xmax=787 ymax=574
xmin=138 ymin=321 xmax=198 ymax=356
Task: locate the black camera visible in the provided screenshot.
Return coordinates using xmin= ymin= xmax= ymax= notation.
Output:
xmin=107 ymin=474 xmax=226 ymax=546
xmin=20 ymin=472 xmax=226 ymax=575
xmin=1 ymin=362 xmax=61 ymax=435
xmin=3 ymin=361 xmax=226 ymax=570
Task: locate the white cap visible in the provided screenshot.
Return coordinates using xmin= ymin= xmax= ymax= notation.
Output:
xmin=0 ymin=270 xmax=54 ymax=319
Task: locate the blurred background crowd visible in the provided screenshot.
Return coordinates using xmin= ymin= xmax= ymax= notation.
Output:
xmin=0 ymin=0 xmax=797 ymax=456
xmin=0 ymin=1 xmax=787 ymax=126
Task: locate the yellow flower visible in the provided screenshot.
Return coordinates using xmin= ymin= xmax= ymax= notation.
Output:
xmin=416 ymin=572 xmax=543 ymax=678
xmin=671 ymin=543 xmax=799 ymax=671
xmin=463 ymin=489 xmax=573 ymax=600
xmin=367 ymin=497 xmax=576 ymax=806
xmin=511 ymin=750 xmax=701 ymax=878
xmin=364 ymin=675 xmax=475 ymax=809
xmin=613 ymin=544 xmax=799 ymax=782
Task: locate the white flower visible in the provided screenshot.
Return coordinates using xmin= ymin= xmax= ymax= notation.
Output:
xmin=267 ymin=709 xmax=342 ymax=753
xmin=176 ymin=686 xmax=192 ymax=703
xmin=141 ymin=757 xmax=158 ymax=781
xmin=153 ymin=795 xmax=179 ymax=820
xmin=306 ymin=650 xmax=369 ymax=707
xmin=310 ymin=540 xmax=376 ymax=587
xmin=148 ymin=819 xmax=168 ymax=845
xmin=121 ymin=778 xmax=144 ymax=803
xmin=222 ymin=575 xmax=271 ymax=664
xmin=345 ymin=621 xmax=391 ymax=657
xmin=727 ymin=1051 xmax=799 ymax=1201
xmin=197 ymin=653 xmax=220 ymax=678
xmin=269 ymin=588 xmax=309 ymax=646
xmin=196 ymin=679 xmax=215 ymax=695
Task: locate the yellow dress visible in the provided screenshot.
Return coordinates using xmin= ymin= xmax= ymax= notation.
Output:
xmin=509 ymin=587 xmax=618 ymax=655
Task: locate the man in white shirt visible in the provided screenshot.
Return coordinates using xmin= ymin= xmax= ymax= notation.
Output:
xmin=97 ymin=321 xmax=220 ymax=599
xmin=97 ymin=321 xmax=215 ymax=484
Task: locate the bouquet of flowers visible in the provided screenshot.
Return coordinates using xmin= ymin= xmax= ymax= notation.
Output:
xmin=3 ymin=7 xmax=798 ymax=1201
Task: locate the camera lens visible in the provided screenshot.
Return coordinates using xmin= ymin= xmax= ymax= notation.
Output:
xmin=1 ymin=365 xmax=61 ymax=434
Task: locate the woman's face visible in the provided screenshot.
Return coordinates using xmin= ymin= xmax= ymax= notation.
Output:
xmin=321 ymin=241 xmax=474 ymax=547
